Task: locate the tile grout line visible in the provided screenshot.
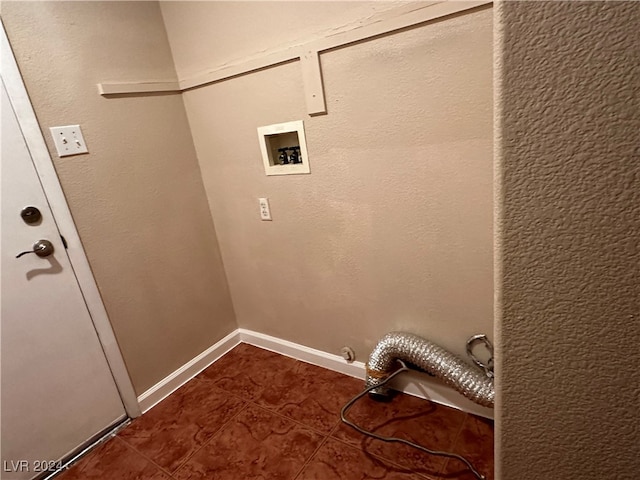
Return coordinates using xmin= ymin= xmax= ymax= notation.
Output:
xmin=202 ymin=346 xmax=455 ymax=479
xmin=327 ymin=434 xmax=440 ymax=480
xmin=246 ymin=397 xmax=339 ymax=438
xmin=117 ymin=374 xmax=252 ymax=478
xmin=114 ymin=436 xmax=176 ymax=478
xmin=178 ymin=349 xmax=337 ymax=475
xmin=170 ymin=400 xmax=252 ymax=476
xmin=200 ymin=367 xmax=351 ymax=480
xmin=124 ymin=345 xmax=481 ymax=480
xmin=326 ymin=390 xmax=451 ymax=480
xmin=167 ymin=385 xmax=333 ymax=480
xmin=290 ymin=422 xmax=339 ymax=480
xmin=203 ymin=361 xmax=343 ymax=439
xmin=439 ymin=412 xmax=470 ymax=476
xmin=61 ymin=343 xmax=488 ymax=480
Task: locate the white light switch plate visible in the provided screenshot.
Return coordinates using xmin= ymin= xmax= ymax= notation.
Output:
xmin=50 ymin=125 xmax=88 ymax=157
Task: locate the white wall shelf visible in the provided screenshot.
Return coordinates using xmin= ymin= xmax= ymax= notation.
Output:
xmin=97 ymin=1 xmax=492 ymax=116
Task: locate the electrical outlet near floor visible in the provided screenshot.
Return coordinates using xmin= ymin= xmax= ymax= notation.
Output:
xmin=258 ymin=198 xmax=272 ymax=221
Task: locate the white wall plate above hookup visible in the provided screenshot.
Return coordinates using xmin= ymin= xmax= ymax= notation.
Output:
xmin=49 ymin=125 xmax=88 ymax=157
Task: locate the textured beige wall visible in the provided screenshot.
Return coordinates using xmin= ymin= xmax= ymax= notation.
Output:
xmin=1 ymin=1 xmax=236 ymax=395
xmin=161 ymin=1 xmax=410 ymax=80
xmin=495 ymin=2 xmax=640 ymax=478
xmin=164 ymin=5 xmax=494 ymax=362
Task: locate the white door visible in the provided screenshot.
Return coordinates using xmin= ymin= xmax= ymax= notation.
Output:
xmin=1 ymin=76 xmax=127 ymax=478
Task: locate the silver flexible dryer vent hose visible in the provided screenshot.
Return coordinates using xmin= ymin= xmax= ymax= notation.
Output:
xmin=365 ymin=332 xmax=495 ymax=408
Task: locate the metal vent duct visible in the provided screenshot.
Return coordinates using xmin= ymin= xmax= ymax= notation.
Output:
xmin=365 ymin=332 xmax=494 ymax=408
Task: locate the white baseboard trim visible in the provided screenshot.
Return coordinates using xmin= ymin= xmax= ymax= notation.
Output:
xmin=239 ymin=329 xmax=494 ymax=420
xmin=237 ymin=328 xmax=367 ymax=380
xmin=137 ymin=330 xmax=240 ymax=413
xmin=138 ymin=328 xmax=493 ymax=420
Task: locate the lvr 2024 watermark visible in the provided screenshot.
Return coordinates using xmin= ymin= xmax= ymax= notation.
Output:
xmin=3 ymin=460 xmax=66 ymax=473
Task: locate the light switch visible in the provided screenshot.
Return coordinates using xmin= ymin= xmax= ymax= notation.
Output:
xmin=50 ymin=125 xmax=88 ymax=157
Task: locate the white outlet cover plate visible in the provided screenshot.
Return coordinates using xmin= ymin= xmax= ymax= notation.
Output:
xmin=50 ymin=125 xmax=88 ymax=157
xmin=259 ymin=197 xmax=272 ymax=221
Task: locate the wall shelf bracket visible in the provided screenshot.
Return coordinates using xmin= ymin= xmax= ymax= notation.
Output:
xmin=300 ymin=50 xmax=327 ymax=116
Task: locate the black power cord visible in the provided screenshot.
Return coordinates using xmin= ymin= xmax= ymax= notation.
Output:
xmin=340 ymin=360 xmax=486 ymax=480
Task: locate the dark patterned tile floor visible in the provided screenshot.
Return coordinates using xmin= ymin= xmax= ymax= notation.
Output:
xmin=58 ymin=344 xmax=494 ymax=480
